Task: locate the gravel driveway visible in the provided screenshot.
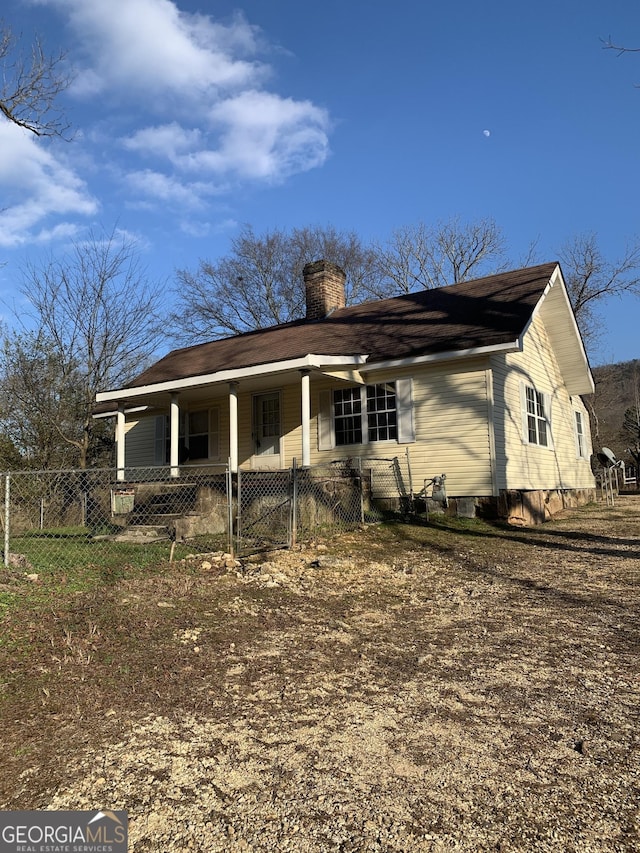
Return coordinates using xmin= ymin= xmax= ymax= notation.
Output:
xmin=3 ymin=496 xmax=639 ymax=851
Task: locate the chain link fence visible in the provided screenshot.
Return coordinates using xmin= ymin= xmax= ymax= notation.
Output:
xmin=2 ymin=457 xmax=412 ymax=571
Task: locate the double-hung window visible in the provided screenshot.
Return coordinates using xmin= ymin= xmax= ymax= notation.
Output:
xmin=366 ymin=384 xmax=398 ymax=442
xmin=333 ymin=387 xmax=363 ymax=445
xmin=521 ymin=383 xmax=551 ymax=448
xmin=574 ymin=410 xmax=587 ymax=458
xmin=319 ymin=379 xmax=414 ymax=450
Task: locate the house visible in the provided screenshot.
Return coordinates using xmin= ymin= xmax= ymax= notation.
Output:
xmin=95 ymin=260 xmax=596 ymax=524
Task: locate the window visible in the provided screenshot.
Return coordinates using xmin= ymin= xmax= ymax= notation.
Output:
xmin=575 ymin=410 xmax=587 ymax=458
xmin=334 ymin=387 xmax=363 ymax=445
xmin=334 ymin=383 xmax=397 ymax=446
xmin=154 ymin=407 xmax=219 ymax=463
xmin=366 ymin=383 xmax=397 ymax=442
xmin=320 ymin=379 xmax=413 ymax=450
xmin=521 ymin=383 xmax=551 ymax=447
xmin=187 ymin=410 xmax=210 ymax=459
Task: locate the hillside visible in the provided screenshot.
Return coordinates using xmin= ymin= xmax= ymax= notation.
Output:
xmin=589 ymin=359 xmax=640 ymax=463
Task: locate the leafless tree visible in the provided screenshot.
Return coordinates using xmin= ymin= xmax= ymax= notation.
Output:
xmin=601 ymin=37 xmax=640 ymax=56
xmin=172 ymin=224 xmax=379 ymax=342
xmin=0 ymin=22 xmax=71 ymax=138
xmin=371 ymin=217 xmax=508 ymax=297
xmin=2 ymin=229 xmax=167 ymax=468
xmin=558 ymin=233 xmax=640 ymax=351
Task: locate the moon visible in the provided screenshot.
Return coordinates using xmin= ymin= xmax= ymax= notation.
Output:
xmin=483 ymin=129 xmax=491 ymax=137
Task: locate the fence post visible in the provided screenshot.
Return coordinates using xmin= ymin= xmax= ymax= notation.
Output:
xmin=235 ymin=466 xmax=242 ymax=557
xmin=226 ymin=461 xmax=235 ymax=558
xmin=290 ymin=458 xmax=298 ymax=548
xmin=4 ymin=473 xmax=10 ymax=567
xmin=357 ymin=457 xmax=365 ymax=524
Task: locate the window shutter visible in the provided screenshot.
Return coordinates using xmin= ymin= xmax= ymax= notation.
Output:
xmin=519 ymin=382 xmax=529 ymax=444
xmin=396 ymin=378 xmax=415 ymax=444
xmin=583 ymin=412 xmax=592 ymax=458
xmin=318 ymin=389 xmax=335 ymax=451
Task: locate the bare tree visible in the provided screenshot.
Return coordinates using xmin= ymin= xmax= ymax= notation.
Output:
xmin=372 ymin=217 xmax=508 ymax=297
xmin=0 ymin=330 xmax=81 ymax=468
xmin=558 ymin=233 xmax=640 ymax=351
xmin=0 ymin=23 xmax=71 ymax=138
xmin=172 ymin=224 xmax=379 ymax=342
xmin=601 ymin=37 xmax=640 ymax=56
xmin=2 ymin=229 xmax=167 ymax=468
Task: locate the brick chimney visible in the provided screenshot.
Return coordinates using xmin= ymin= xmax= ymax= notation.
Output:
xmin=303 ymin=260 xmax=347 ymax=320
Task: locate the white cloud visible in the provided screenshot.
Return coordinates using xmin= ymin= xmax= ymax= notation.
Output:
xmin=0 ymin=124 xmax=98 ymax=248
xmin=4 ymin=0 xmax=332 ymax=247
xmin=39 ymin=0 xmax=266 ymax=100
xmin=126 ymin=169 xmax=215 ymax=207
xmin=47 ymin=0 xmax=331 ymax=186
xmin=206 ymin=91 xmax=330 ymax=180
xmin=121 ymin=123 xmax=203 ymax=163
xmin=120 ymin=91 xmax=330 ymax=187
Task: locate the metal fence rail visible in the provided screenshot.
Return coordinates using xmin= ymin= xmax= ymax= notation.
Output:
xmin=2 ymin=458 xmax=409 ymax=571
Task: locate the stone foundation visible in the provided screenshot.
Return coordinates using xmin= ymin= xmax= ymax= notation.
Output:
xmin=443 ymin=488 xmax=597 ymax=526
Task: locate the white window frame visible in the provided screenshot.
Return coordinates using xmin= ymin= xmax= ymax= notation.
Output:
xmin=520 ymin=382 xmax=553 ymax=449
xmin=318 ymin=378 xmax=415 ymax=451
xmin=574 ymin=409 xmax=588 ymax=459
xmin=333 ymin=386 xmax=364 ymax=446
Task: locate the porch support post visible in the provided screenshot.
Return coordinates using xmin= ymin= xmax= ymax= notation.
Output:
xmin=229 ymin=381 xmax=239 ymax=473
xmin=300 ymin=369 xmax=311 ymax=467
xmin=116 ymin=403 xmax=126 ymax=482
xmin=170 ymin=392 xmax=180 ymax=478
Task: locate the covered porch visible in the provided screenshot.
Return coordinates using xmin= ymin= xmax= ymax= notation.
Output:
xmin=97 ymin=354 xmax=369 ymax=480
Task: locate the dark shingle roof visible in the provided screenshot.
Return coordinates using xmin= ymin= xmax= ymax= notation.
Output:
xmin=125 ymin=263 xmax=557 ymax=389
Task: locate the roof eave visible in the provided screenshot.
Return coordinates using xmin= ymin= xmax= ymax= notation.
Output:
xmin=532 ymin=265 xmax=595 ymax=396
xmin=363 ymin=340 xmax=521 ymax=372
xmin=96 ymin=353 xmax=369 ymax=404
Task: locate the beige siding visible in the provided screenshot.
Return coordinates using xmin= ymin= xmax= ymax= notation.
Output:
xmin=282 ymin=384 xmax=303 ymax=463
xmin=123 ymin=414 xmax=156 ymax=467
xmin=491 ymin=315 xmax=595 ymax=491
xmin=122 ymin=327 xmax=593 ymax=496
xmin=308 ymin=361 xmax=494 ymax=497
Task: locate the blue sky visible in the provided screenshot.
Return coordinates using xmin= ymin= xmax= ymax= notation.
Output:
xmin=1 ymin=0 xmax=639 ymax=366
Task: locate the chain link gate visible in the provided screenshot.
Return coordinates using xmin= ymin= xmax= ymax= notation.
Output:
xmin=235 ymin=468 xmax=293 ymax=556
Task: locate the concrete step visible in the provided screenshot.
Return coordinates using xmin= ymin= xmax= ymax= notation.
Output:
xmin=111 ymin=524 xmax=172 ymax=543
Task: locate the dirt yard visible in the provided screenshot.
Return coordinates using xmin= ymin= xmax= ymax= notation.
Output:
xmin=0 ymin=496 xmax=638 ymax=852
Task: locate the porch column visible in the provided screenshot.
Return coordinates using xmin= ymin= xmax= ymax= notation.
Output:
xmin=229 ymin=381 xmax=239 ymax=473
xmin=300 ymin=369 xmax=311 ymax=467
xmin=116 ymin=403 xmax=126 ymax=482
xmin=170 ymin=392 xmax=180 ymax=478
